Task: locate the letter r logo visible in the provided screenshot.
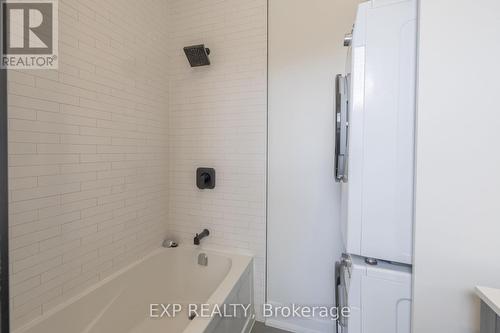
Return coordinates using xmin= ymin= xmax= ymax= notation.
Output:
xmin=2 ymin=2 xmax=54 ymax=54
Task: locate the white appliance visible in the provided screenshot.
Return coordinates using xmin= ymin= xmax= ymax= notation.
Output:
xmin=336 ymin=255 xmax=412 ymax=333
xmin=336 ymin=0 xmax=417 ymax=265
xmin=335 ymin=0 xmax=417 ymax=332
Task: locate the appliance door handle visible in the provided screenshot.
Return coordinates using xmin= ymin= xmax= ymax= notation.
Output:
xmin=335 ymin=261 xmax=341 ymax=333
xmin=336 ymin=258 xmax=350 ymax=332
xmin=335 ymin=75 xmax=349 ymax=183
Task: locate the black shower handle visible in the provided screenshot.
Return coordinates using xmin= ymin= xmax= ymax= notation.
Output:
xmin=200 ymin=172 xmax=211 ymax=184
xmin=196 ymin=168 xmax=215 ymax=189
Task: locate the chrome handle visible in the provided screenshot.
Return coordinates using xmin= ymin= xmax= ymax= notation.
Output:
xmin=344 ymin=33 xmax=353 ymax=47
xmin=336 ymin=254 xmax=351 ymax=331
xmin=335 ymin=261 xmax=341 ymax=333
xmin=335 ymin=75 xmax=349 ymax=183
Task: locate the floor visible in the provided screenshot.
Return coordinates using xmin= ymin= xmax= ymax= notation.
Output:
xmin=251 ymin=321 xmax=291 ymax=333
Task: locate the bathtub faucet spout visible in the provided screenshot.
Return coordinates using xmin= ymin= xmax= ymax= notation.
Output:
xmin=194 ymin=229 xmax=210 ymax=245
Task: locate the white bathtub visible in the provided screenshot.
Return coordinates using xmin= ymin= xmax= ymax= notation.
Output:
xmin=14 ymin=246 xmax=255 ymax=333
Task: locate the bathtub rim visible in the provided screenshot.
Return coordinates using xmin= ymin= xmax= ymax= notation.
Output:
xmin=12 ymin=244 xmax=254 ymax=333
xmin=183 ymin=247 xmax=255 ymax=333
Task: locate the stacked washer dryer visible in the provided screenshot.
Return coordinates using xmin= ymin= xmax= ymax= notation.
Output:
xmin=334 ymin=0 xmax=417 ymax=332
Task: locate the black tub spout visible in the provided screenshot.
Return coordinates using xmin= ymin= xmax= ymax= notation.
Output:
xmin=194 ymin=229 xmax=210 ymax=245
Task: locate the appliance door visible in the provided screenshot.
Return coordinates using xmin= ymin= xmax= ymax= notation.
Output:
xmin=362 ymin=264 xmax=412 ymax=333
xmin=337 ymin=256 xmax=412 ymax=333
xmin=335 ymin=74 xmax=349 ymax=182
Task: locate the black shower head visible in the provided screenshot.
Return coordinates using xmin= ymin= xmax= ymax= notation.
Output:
xmin=183 ymin=44 xmax=211 ymax=67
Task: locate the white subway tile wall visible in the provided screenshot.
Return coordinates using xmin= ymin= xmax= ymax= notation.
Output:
xmin=8 ymin=0 xmax=268 ymax=328
xmin=7 ymin=0 xmax=170 ymax=328
xmin=168 ymin=0 xmax=267 ymax=320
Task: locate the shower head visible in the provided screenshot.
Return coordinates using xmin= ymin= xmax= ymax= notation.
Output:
xmin=183 ymin=44 xmax=211 ymax=67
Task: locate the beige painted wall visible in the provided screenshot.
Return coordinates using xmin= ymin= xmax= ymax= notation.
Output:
xmin=267 ymin=0 xmax=361 ymax=332
xmin=7 ymin=0 xmax=170 ymax=328
xmin=413 ymin=0 xmax=500 ymax=332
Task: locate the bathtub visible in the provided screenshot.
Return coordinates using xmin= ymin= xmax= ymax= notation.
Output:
xmin=14 ymin=245 xmax=255 ymax=333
